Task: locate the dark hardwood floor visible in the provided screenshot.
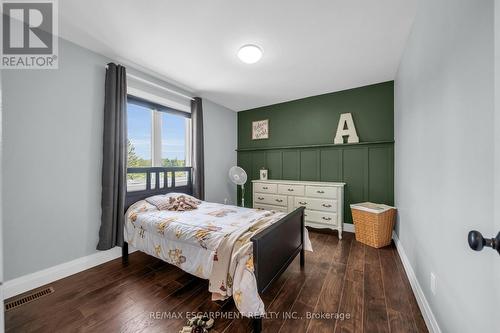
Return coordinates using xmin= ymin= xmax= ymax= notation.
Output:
xmin=5 ymin=231 xmax=428 ymax=333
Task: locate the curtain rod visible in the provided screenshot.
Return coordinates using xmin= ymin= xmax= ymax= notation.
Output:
xmin=126 ymin=73 xmax=195 ymax=101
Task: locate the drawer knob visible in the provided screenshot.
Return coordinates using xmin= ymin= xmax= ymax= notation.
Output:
xmin=299 ymin=201 xmax=307 ymax=205
xmin=322 ymin=204 xmax=332 ymax=208
xmin=258 ymin=197 xmax=264 ymax=200
xmin=287 ymin=188 xmax=294 ymax=192
xmin=322 ymin=217 xmax=332 ymax=221
xmin=276 ymin=199 xmax=283 ymax=202
xmin=317 ymin=190 xmax=325 ymax=194
xmin=262 ymin=187 xmax=268 ymax=189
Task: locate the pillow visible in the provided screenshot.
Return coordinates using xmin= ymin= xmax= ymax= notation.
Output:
xmin=145 ymin=195 xmax=171 ymax=210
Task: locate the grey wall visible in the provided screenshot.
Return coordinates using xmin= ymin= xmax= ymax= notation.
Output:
xmin=203 ymin=99 xmax=237 ymax=205
xmin=2 ymin=39 xmax=237 ymax=280
xmin=395 ymin=0 xmax=498 ymax=331
xmin=0 ymin=71 xmax=3 ymax=279
xmin=0 ymin=69 xmax=3 ymax=331
xmin=3 ymin=39 xmax=107 ymax=280
xmin=495 ymin=0 xmax=500 ymax=303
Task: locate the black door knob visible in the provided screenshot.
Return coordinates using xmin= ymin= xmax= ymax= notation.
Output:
xmin=468 ymin=230 xmax=486 ymax=251
xmin=468 ymin=230 xmax=500 ymax=255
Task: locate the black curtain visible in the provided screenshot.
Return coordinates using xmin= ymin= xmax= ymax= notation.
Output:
xmin=97 ymin=63 xmax=127 ymax=250
xmin=191 ymin=97 xmax=205 ymax=200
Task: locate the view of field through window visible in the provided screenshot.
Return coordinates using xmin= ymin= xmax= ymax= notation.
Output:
xmin=127 ymin=100 xmax=190 ymax=190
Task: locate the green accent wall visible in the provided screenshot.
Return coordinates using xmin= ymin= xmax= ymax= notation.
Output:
xmin=237 ymin=81 xmax=394 ymax=224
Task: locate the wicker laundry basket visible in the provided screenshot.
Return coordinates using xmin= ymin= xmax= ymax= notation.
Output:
xmin=350 ymin=202 xmax=396 ymax=248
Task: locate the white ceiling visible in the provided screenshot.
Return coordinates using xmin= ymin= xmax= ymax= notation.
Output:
xmin=59 ymin=0 xmax=417 ymax=111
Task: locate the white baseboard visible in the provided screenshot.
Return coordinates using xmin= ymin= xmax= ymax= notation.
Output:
xmin=3 ymin=246 xmax=135 ymax=300
xmin=392 ymin=233 xmax=441 ymax=333
xmin=344 ymin=223 xmax=355 ymax=233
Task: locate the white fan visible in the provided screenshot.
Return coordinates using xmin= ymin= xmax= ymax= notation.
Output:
xmin=229 ymin=166 xmax=248 ymax=207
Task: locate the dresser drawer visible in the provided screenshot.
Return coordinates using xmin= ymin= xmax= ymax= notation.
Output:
xmin=304 ymin=210 xmax=337 ymax=225
xmin=254 ymin=203 xmax=288 ymax=213
xmin=305 ymin=185 xmax=338 ymax=199
xmin=277 ymin=184 xmax=305 ymax=196
xmin=294 ymin=197 xmax=336 ymax=212
xmin=253 ymin=183 xmax=277 ymax=194
xmin=254 ymin=193 xmax=288 ymax=207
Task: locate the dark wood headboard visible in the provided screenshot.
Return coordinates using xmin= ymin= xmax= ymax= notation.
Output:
xmin=125 ymin=167 xmax=193 ymax=209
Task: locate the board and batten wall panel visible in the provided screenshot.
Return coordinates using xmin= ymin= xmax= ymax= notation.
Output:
xmin=320 ymin=149 xmax=341 ymax=181
xmin=237 ymin=144 xmax=393 ymax=224
xmin=237 ymin=82 xmax=394 ymax=224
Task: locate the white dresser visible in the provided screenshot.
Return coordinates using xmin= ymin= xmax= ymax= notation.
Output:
xmin=252 ymin=179 xmax=345 ymax=239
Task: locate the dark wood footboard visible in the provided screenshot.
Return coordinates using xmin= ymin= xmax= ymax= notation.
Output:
xmin=250 ymin=207 xmax=305 ymax=332
xmin=251 ymin=207 xmax=305 ymax=294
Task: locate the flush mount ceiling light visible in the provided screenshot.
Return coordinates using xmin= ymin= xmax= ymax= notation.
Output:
xmin=237 ymin=44 xmax=263 ymax=64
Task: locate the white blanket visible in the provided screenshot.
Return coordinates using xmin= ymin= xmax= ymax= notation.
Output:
xmin=124 ymin=193 xmax=312 ymax=316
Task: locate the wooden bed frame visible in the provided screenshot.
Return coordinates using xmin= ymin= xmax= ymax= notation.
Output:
xmin=122 ymin=167 xmax=305 ymax=332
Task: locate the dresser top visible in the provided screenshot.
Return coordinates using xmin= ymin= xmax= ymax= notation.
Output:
xmin=252 ymin=179 xmax=345 ymax=187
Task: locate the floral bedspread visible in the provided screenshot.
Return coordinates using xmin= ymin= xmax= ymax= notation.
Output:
xmin=124 ymin=193 xmax=312 ymax=316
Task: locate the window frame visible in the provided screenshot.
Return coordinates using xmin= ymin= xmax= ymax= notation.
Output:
xmin=127 ymin=94 xmax=192 ymax=168
xmin=127 ymin=95 xmax=191 ymax=119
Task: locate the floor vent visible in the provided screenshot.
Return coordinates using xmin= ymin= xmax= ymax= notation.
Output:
xmin=5 ymin=287 xmax=55 ymax=311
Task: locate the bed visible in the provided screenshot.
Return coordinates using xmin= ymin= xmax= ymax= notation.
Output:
xmin=122 ymin=167 xmax=311 ymax=332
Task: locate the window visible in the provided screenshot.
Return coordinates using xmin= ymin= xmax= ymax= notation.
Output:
xmin=161 ymin=112 xmax=190 ymax=167
xmin=127 ymin=102 xmax=152 ymax=167
xmin=127 ymin=95 xmax=191 ymax=190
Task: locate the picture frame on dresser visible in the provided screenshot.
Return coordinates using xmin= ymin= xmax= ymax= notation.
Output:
xmin=252 ymin=179 xmax=345 ymax=239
